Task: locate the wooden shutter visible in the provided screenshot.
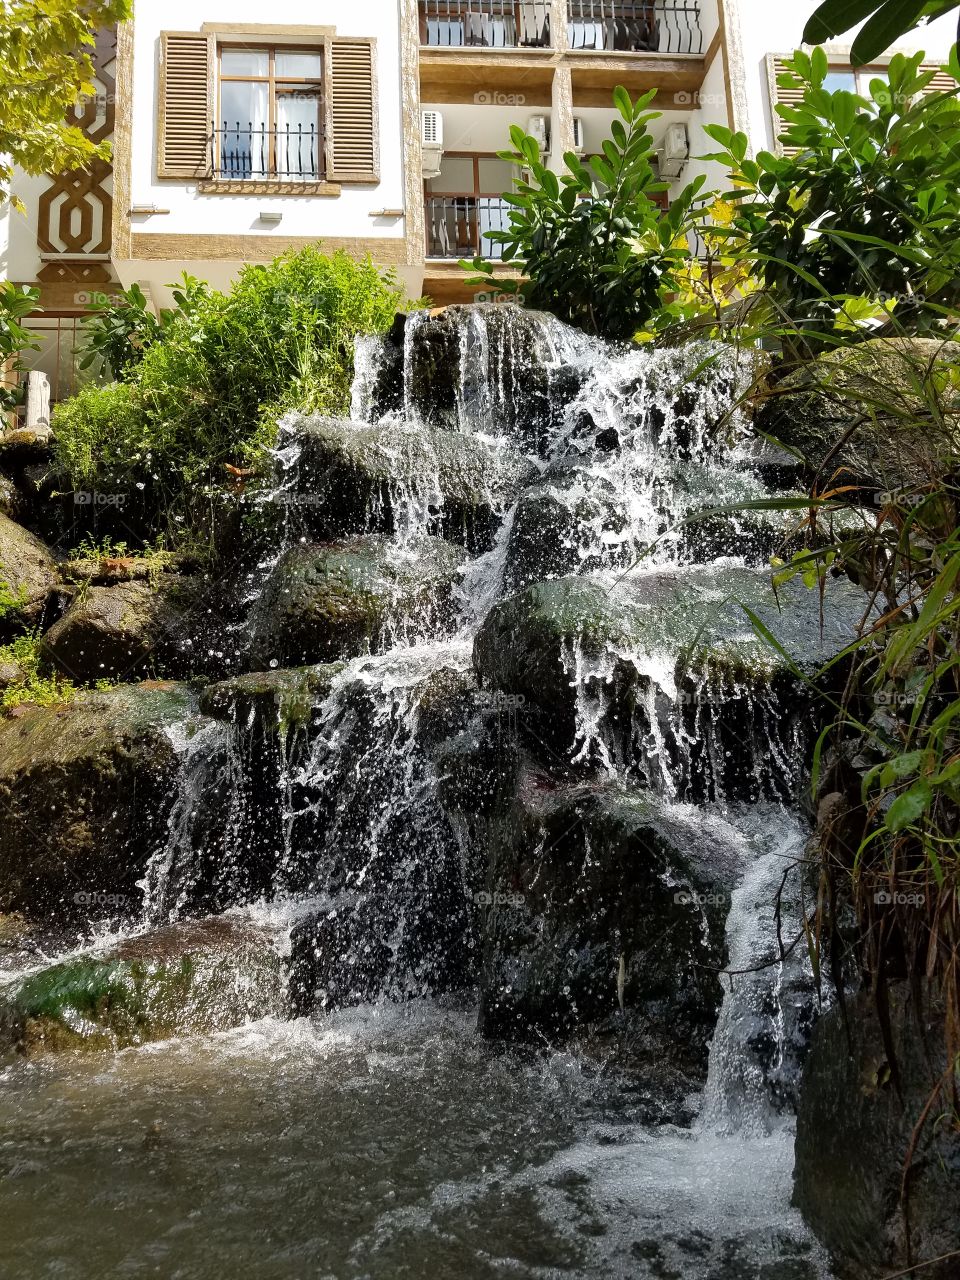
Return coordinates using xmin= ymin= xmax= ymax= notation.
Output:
xmin=766 ymin=55 xmax=807 ymax=156
xmin=328 ymin=38 xmax=379 ymax=184
xmin=920 ymin=64 xmax=958 ymax=95
xmin=158 ymin=31 xmax=213 ymax=179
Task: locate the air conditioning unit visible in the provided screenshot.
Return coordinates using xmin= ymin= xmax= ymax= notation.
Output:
xmin=527 ymin=114 xmax=549 ymax=151
xmin=657 ymin=122 xmax=689 ymax=178
xmin=572 ymin=117 xmax=585 ymax=155
xmin=421 ymin=110 xmax=444 ymax=179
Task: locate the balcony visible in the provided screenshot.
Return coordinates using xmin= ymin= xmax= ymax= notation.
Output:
xmin=419 ymin=1 xmax=552 ymax=49
xmin=425 ymin=195 xmax=512 ymax=259
xmin=418 ymin=1 xmax=708 ymax=107
xmin=567 ymin=1 xmax=703 ymax=56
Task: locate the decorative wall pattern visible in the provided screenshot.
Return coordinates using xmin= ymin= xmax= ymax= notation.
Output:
xmin=36 ymin=27 xmax=117 ymax=286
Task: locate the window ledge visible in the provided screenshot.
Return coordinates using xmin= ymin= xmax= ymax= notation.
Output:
xmin=197 ymin=179 xmax=341 ymax=197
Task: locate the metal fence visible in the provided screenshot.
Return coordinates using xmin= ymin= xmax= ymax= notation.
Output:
xmin=419 ymin=1 xmax=552 ymax=48
xmin=566 ymin=1 xmax=703 ymax=55
xmin=211 ymin=122 xmax=322 ymax=180
xmin=425 ymin=196 xmax=512 ymax=258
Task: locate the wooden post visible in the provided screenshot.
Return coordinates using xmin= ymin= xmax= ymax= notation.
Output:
xmin=24 ymin=371 xmax=51 ymax=430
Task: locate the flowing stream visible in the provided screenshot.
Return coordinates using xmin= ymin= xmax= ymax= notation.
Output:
xmin=0 ymin=306 xmax=837 ymax=1278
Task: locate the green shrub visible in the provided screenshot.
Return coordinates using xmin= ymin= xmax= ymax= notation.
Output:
xmin=464 ymin=88 xmax=706 ymax=340
xmin=704 ymin=47 xmax=960 ymax=342
xmin=0 ymin=633 xmax=76 ymax=711
xmin=0 ymin=281 xmax=40 ymax=410
xmin=52 ymin=380 xmax=145 ymax=484
xmin=53 ymin=247 xmax=411 ymax=509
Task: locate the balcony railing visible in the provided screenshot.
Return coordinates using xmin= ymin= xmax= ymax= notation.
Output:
xmin=418 ymin=2 xmax=703 ymax=53
xmin=426 ymin=195 xmax=511 ymax=259
xmin=419 ymin=1 xmax=552 ymax=48
xmin=210 ymin=122 xmax=323 ymax=181
xmin=567 ymin=1 xmax=703 ymax=55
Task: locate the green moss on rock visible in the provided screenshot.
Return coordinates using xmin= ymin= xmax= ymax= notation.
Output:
xmin=0 ymin=917 xmax=288 ymax=1055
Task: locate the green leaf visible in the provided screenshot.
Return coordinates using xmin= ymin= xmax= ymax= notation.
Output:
xmin=884 ymin=779 xmax=933 ymax=831
xmin=851 ymin=0 xmax=928 ymax=66
xmin=803 ymin=0 xmax=883 ymax=43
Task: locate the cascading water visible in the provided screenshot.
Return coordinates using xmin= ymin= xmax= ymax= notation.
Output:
xmin=0 ymin=304 xmax=843 ymax=1278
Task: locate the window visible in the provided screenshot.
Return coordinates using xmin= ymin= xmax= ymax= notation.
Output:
xmin=217 ymin=46 xmax=323 ymax=180
xmin=425 ymin=153 xmax=515 ymax=258
xmin=822 ymin=67 xmax=888 ymax=95
xmin=157 ymin=30 xmax=380 ymax=186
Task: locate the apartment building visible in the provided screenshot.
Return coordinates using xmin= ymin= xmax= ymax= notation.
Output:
xmin=1 ymin=0 xmax=957 ymax=400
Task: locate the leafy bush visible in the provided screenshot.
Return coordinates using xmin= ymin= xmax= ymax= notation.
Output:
xmin=464 ymin=88 xmax=707 ymax=340
xmin=704 ymin=48 xmax=960 ymax=342
xmin=77 ymin=277 xmax=208 ymax=380
xmin=54 ymin=247 xmax=410 ymax=506
xmin=0 ymin=282 xmax=40 ymax=410
xmin=52 ymin=381 xmax=145 ymax=484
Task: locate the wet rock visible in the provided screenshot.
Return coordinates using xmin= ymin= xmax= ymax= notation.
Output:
xmin=0 ymin=916 xmax=288 ymax=1055
xmin=363 ymin=304 xmax=588 ymax=452
xmin=0 ymin=682 xmax=198 ymax=925
xmin=273 ymin=415 xmax=535 ymax=549
xmin=200 ymin=662 xmax=343 ymax=725
xmin=794 ymin=986 xmax=960 ymax=1279
xmin=759 ymin=338 xmax=960 ymax=494
xmin=249 ymin=536 xmax=466 ymax=668
xmin=477 ymin=779 xmax=737 ymax=1082
xmin=0 ymin=426 xmax=54 ymax=469
xmin=39 ymin=574 xmax=225 ymax=682
xmin=0 ymin=474 xmax=27 ymax=523
xmin=473 ymin=568 xmax=871 ymax=801
xmin=0 ymin=511 xmax=57 ymax=632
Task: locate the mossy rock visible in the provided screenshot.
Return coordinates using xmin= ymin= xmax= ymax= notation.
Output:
xmin=473 ymin=567 xmax=871 ymax=800
xmin=0 ymin=916 xmax=288 ymax=1056
xmin=0 ymin=511 xmax=57 ymax=633
xmin=759 ymin=337 xmax=960 ymax=493
xmin=249 ymin=535 xmax=466 ymax=668
xmin=200 ymin=662 xmax=344 ymax=731
xmin=271 ymin=414 xmax=536 ymax=548
xmin=0 ymin=682 xmax=199 ymax=924
xmin=477 ymin=779 xmax=737 ymax=1087
xmin=39 ymin=574 xmax=228 ymax=682
xmin=794 ymin=986 xmax=960 ymax=1279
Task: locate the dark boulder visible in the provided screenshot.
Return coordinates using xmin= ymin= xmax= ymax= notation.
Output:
xmin=0 ymin=683 xmax=198 ymax=926
xmin=477 ymin=778 xmax=739 ymax=1084
xmin=248 ymin=535 xmax=465 ymax=668
xmin=794 ymin=987 xmax=960 ymax=1279
xmin=0 ymin=916 xmax=288 ymax=1056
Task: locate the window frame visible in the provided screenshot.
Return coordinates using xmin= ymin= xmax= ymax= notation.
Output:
xmin=215 ymin=42 xmax=325 ymax=181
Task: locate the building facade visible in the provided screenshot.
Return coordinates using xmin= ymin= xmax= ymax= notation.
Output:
xmin=1 ymin=0 xmax=957 ymax=402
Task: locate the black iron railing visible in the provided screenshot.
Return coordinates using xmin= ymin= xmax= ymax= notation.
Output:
xmin=420 ymin=1 xmax=552 ymax=48
xmin=567 ymin=1 xmax=703 ymax=55
xmin=211 ymin=122 xmax=322 ymax=180
xmin=426 ymin=195 xmax=511 ymax=258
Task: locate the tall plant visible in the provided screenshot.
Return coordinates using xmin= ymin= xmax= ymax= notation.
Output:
xmin=703 ymin=47 xmax=960 ymax=346
xmin=463 ymin=87 xmax=706 ymax=341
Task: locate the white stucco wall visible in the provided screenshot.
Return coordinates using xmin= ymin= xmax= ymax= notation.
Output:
xmin=125 ymin=0 xmax=407 ymax=244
